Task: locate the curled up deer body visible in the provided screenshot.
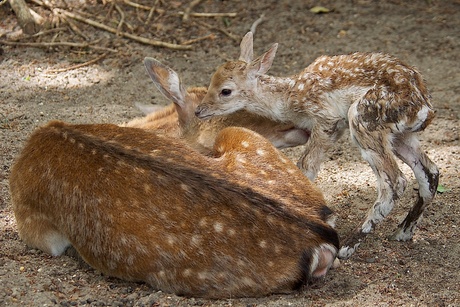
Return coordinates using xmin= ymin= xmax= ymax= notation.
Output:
xmin=195 ymin=32 xmax=439 ymax=259
xmin=122 ymin=57 xmax=310 ymax=152
xmin=10 ymin=121 xmax=339 ymax=298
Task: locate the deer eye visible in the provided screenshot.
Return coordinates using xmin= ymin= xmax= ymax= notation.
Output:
xmin=220 ymin=89 xmax=232 ymax=97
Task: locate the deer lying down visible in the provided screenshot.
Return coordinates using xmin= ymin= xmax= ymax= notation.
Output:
xmin=195 ymin=32 xmax=439 ymax=259
xmin=122 ymin=57 xmax=310 ymax=152
xmin=10 ymin=121 xmax=338 ymax=298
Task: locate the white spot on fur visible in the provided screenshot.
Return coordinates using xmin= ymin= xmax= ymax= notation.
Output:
xmin=241 ymin=141 xmax=250 ymax=148
xmin=167 ymin=234 xmax=176 ymax=245
xmin=199 ymin=218 xmax=207 ymax=227
xmin=217 ymin=145 xmax=225 ymax=153
xmin=191 ymin=235 xmax=201 ymax=246
xmin=183 ymin=269 xmax=192 ymax=277
xmin=236 ymin=154 xmax=247 ymax=164
xmin=256 ymin=149 xmax=266 ymax=156
xmin=198 ymin=271 xmax=208 ymax=280
xmin=259 ymin=240 xmax=267 ymax=248
xmin=214 ymin=222 xmax=224 ymax=233
xmin=298 ymin=83 xmax=305 ymax=91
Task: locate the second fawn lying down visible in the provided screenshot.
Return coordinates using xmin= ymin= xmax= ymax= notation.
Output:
xmin=10 ymin=121 xmax=339 ymax=298
xmin=195 ymin=32 xmax=439 ymax=259
xmin=122 ymin=57 xmax=310 ymax=152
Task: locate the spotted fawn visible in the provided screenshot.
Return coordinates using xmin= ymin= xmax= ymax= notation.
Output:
xmin=195 ymin=32 xmax=439 ymax=259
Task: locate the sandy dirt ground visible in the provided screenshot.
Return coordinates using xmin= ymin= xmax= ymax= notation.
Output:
xmin=1 ymin=0 xmax=459 ymax=306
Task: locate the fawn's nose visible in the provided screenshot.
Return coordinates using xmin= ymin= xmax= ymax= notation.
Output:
xmin=195 ymin=105 xmax=211 ymax=119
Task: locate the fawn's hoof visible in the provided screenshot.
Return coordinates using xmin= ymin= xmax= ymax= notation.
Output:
xmin=338 ymin=243 xmax=360 ymax=260
xmin=389 ymin=227 xmax=414 ymax=242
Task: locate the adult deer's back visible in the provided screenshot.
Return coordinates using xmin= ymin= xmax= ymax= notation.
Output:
xmin=10 ymin=121 xmax=338 ymax=298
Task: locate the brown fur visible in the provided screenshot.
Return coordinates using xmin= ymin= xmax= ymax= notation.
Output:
xmin=10 ymin=121 xmax=338 ymax=298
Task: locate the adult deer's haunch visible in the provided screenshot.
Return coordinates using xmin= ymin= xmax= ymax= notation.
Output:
xmin=10 ymin=121 xmax=338 ymax=298
xmin=195 ymin=32 xmax=439 ymax=259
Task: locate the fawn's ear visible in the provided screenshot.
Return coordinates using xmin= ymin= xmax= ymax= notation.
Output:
xmin=238 ymin=31 xmax=254 ymax=63
xmin=248 ymin=43 xmax=278 ymax=77
xmin=144 ymin=57 xmax=187 ymax=108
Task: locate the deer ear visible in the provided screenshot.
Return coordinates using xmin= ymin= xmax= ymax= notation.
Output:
xmin=144 ymin=57 xmax=187 ymax=108
xmin=248 ymin=43 xmax=278 ymax=76
xmin=238 ymin=32 xmax=254 ymax=63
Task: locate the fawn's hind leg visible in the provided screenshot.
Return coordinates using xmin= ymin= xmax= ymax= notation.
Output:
xmin=390 ymin=134 xmax=439 ymax=241
xmin=338 ymin=102 xmax=407 ymax=259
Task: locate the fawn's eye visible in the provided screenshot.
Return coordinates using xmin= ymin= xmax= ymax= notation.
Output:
xmin=221 ymin=89 xmax=232 ymax=97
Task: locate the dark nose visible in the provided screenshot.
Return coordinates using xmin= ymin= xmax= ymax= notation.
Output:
xmin=194 ymin=106 xmax=203 ymax=117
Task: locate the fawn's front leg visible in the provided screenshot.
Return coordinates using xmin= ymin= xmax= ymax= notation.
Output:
xmin=339 ymin=101 xmax=407 ymax=259
xmin=297 ymin=119 xmax=347 ymax=181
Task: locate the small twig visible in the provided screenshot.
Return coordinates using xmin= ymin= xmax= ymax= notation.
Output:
xmin=250 ymin=13 xmax=265 ymax=34
xmin=123 ymin=0 xmax=151 ymax=11
xmin=10 ymin=26 xmax=67 ymax=39
xmin=46 ymin=52 xmax=108 ymax=73
xmin=144 ymin=0 xmax=159 ymax=26
xmin=56 ymin=8 xmax=192 ymax=50
xmin=105 ymin=1 xmax=115 ymax=22
xmin=62 ymin=16 xmax=89 ymax=40
xmin=195 ymin=20 xmax=239 ymax=42
xmin=182 ymin=0 xmax=203 ymax=22
xmin=182 ymin=33 xmax=215 ymax=45
xmin=114 ymin=4 xmax=125 ymax=36
xmin=178 ymin=12 xmax=237 ymax=18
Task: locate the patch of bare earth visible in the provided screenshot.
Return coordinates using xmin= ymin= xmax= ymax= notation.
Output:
xmin=1 ymin=0 xmax=459 ymax=306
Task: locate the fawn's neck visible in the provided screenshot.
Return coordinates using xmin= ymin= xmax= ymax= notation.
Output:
xmin=254 ymin=74 xmax=327 ymax=126
xmin=252 ymin=75 xmax=299 ymax=122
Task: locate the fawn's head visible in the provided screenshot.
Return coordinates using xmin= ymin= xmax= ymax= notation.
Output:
xmin=195 ymin=32 xmax=278 ymax=119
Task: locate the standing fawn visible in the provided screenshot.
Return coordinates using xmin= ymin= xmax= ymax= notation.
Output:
xmin=122 ymin=57 xmax=310 ymax=153
xmin=195 ymin=32 xmax=439 ymax=259
xmin=10 ymin=120 xmax=339 ymax=298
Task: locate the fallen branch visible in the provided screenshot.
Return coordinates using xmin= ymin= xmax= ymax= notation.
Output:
xmin=182 ymin=33 xmax=215 ymax=45
xmin=0 ymin=40 xmax=118 ymax=52
xmin=56 ymin=8 xmax=192 ymax=50
xmin=46 ymin=52 xmax=108 ymax=73
xmin=8 ymin=0 xmax=42 ymax=34
xmin=178 ymin=12 xmax=237 ymax=18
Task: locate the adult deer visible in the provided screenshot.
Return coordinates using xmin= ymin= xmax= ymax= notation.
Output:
xmin=10 ymin=121 xmax=338 ymax=298
xmin=195 ymin=32 xmax=439 ymax=259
